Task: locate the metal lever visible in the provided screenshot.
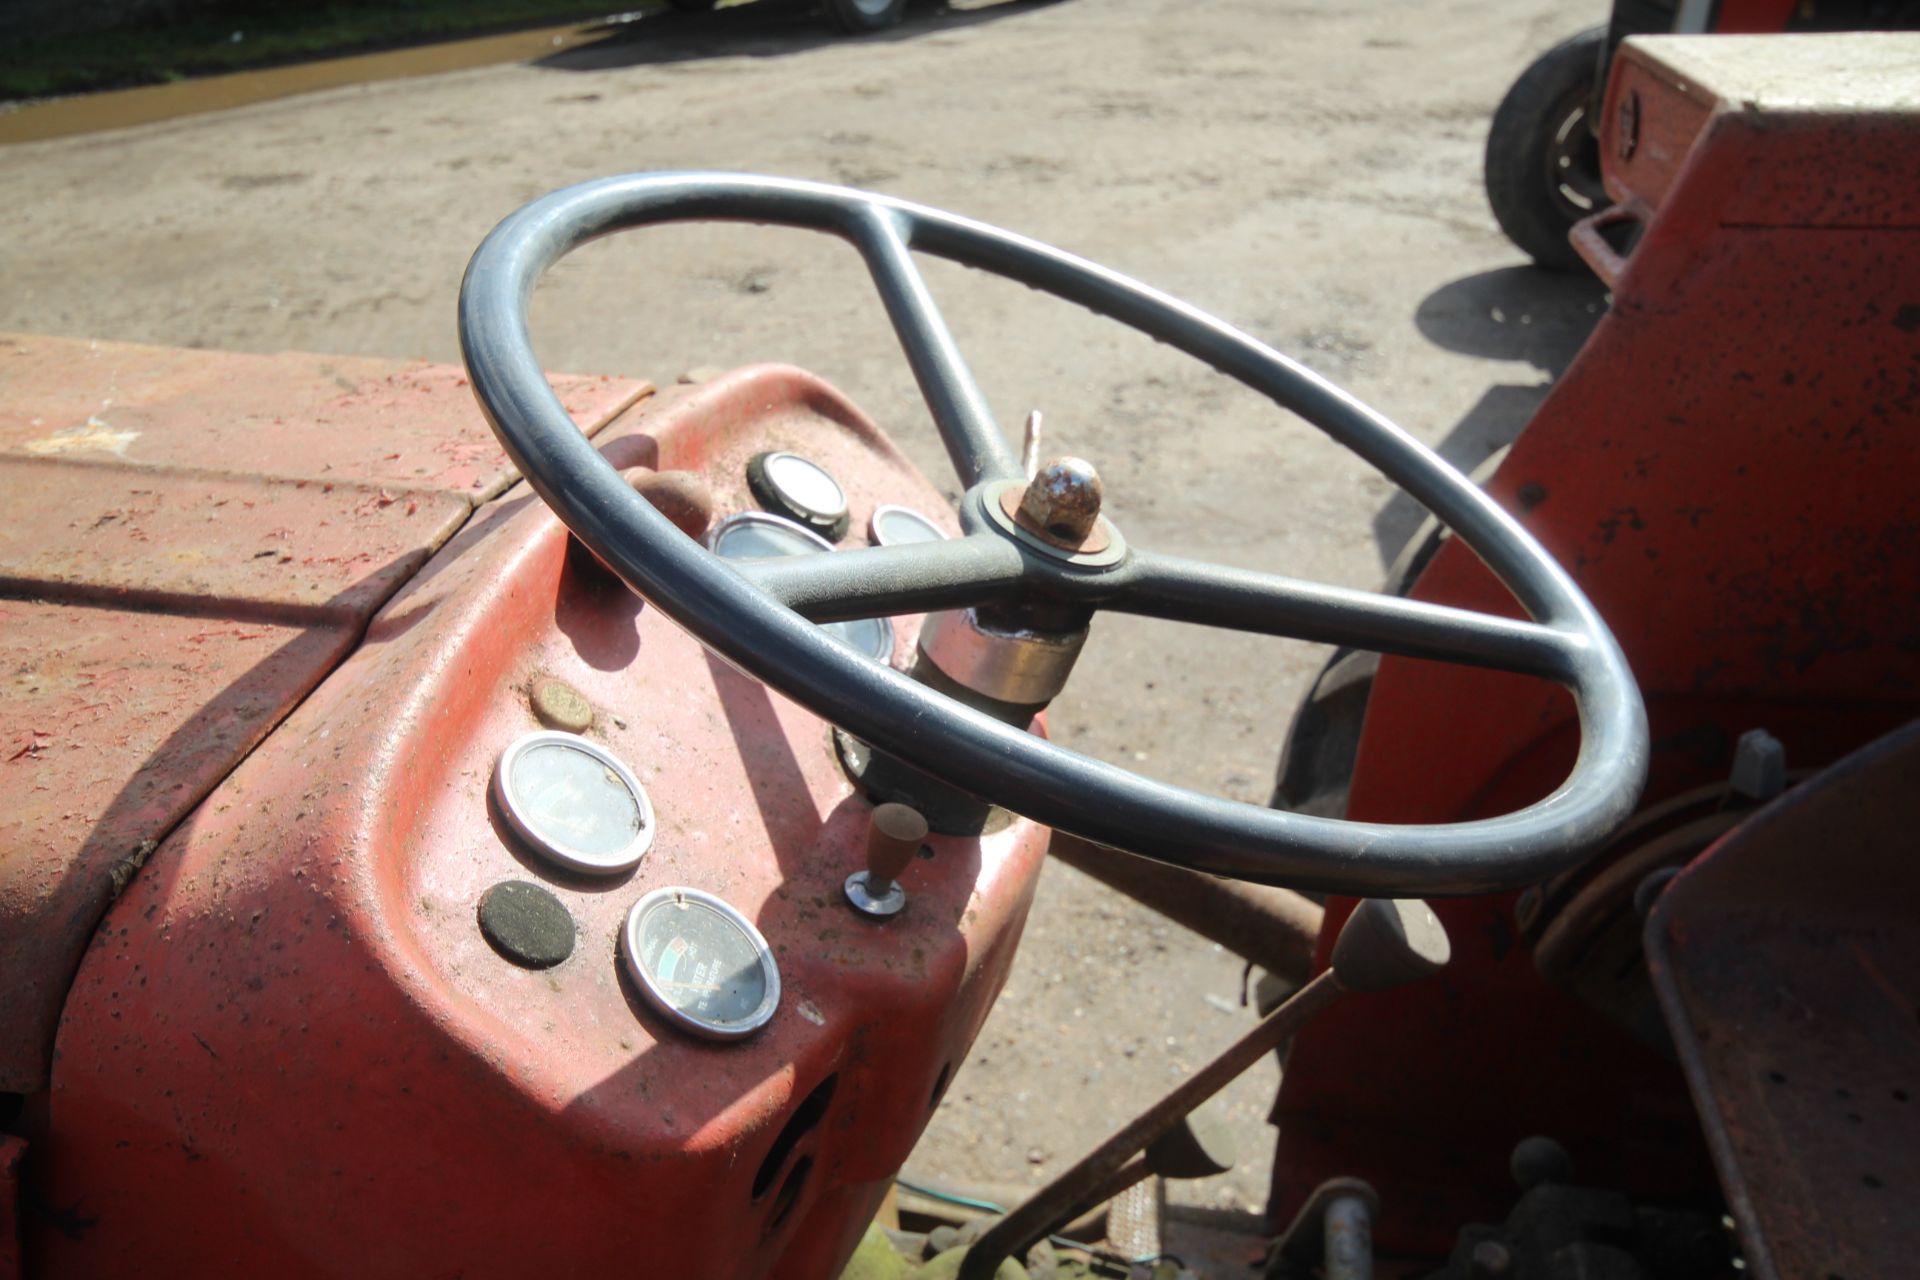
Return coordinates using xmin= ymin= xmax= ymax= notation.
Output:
xmin=845 ymin=803 xmax=928 ymax=918
xmin=1049 ymin=1100 xmax=1239 ymax=1234
xmin=957 ymin=898 xmax=1451 ymax=1280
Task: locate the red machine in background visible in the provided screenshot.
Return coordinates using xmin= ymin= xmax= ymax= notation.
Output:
xmin=2 ymin=30 xmax=1916 ymax=1280
xmin=1274 ymin=33 xmax=1920 ymax=1279
xmin=1483 ymin=0 xmax=1920 ymax=269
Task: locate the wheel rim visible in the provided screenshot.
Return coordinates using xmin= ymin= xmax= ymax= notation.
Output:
xmin=1545 ymin=99 xmax=1608 ymax=223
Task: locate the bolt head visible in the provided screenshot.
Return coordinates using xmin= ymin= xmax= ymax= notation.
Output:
xmin=1017 ymin=456 xmax=1103 ymax=544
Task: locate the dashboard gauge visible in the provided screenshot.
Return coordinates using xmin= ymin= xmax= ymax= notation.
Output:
xmin=493 ymin=731 xmax=654 ymax=876
xmin=746 ymin=450 xmax=849 ymax=540
xmin=622 ymin=887 xmax=780 ymax=1040
xmin=868 ymin=503 xmax=948 ymax=547
xmin=706 ymin=512 xmax=896 ymax=663
xmin=707 ymin=510 xmax=828 ymax=560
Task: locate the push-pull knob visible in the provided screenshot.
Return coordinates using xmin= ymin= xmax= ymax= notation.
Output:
xmin=844 ymin=803 xmax=927 ymax=919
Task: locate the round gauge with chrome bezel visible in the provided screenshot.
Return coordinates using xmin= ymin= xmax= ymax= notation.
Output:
xmin=867 ymin=503 xmax=948 ymax=547
xmin=621 ymin=887 xmax=781 ymax=1040
xmin=746 ymin=450 xmax=850 ymax=540
xmin=705 ymin=511 xmax=896 ymax=663
xmin=492 ymin=730 xmax=655 ymax=876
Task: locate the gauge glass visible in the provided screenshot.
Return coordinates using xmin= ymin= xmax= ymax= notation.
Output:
xmin=623 ymin=887 xmax=780 ymax=1040
xmin=761 ymin=451 xmax=848 ymax=521
xmin=710 ymin=512 xmax=828 ymax=560
xmin=493 ymin=731 xmax=654 ymax=875
xmin=707 ymin=513 xmax=895 ymax=662
xmin=868 ymin=504 xmax=948 ymax=547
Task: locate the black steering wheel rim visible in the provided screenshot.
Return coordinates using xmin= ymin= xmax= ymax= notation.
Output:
xmin=458 ymin=171 xmax=1646 ymax=895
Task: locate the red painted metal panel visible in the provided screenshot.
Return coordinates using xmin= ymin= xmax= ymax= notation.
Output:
xmin=34 ymin=367 xmax=1049 ymax=1278
xmin=0 ymin=456 xmax=470 ymax=613
xmin=1717 ymin=0 xmax=1805 ymax=35
xmin=0 ymin=336 xmax=647 ymax=1092
xmin=1648 ymin=720 xmax=1920 ymax=1280
xmin=0 ymin=334 xmax=641 ymax=499
xmin=0 ymin=606 xmax=351 ymax=1096
xmin=1273 ymin=38 xmax=1920 ymax=1257
xmin=1601 ymin=61 xmax=1714 ymax=214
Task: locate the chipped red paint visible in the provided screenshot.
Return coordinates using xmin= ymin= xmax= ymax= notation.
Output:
xmin=1274 ymin=38 xmax=1920 ymax=1255
xmin=0 ymin=334 xmax=646 ymax=1093
xmin=28 ymin=364 xmax=1046 ymax=1278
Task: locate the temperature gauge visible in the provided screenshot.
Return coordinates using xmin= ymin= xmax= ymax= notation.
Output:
xmin=622 ymin=887 xmax=781 ymax=1041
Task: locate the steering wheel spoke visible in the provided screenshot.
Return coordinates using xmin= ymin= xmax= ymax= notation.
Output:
xmin=734 ymin=534 xmax=1029 ymax=622
xmin=847 ymin=205 xmax=1024 ymax=487
xmin=1109 ymin=550 xmax=1580 ymax=680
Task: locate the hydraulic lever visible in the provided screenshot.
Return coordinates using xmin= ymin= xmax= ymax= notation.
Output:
xmin=957 ymin=897 xmax=1451 ymax=1280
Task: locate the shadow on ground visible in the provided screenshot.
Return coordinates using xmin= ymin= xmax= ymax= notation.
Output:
xmin=1372 ymin=265 xmax=1609 ymax=566
xmin=538 ymin=0 xmax=1073 ymax=71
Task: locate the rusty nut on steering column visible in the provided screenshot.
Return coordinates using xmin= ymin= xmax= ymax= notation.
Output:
xmin=1005 ymin=455 xmax=1110 ymax=553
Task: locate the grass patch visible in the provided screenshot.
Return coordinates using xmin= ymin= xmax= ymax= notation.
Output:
xmin=0 ymin=0 xmax=650 ymax=102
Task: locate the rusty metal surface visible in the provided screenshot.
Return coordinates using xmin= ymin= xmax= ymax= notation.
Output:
xmin=1049 ymin=831 xmax=1324 ymax=984
xmin=0 ymin=334 xmax=645 ymax=1091
xmin=1273 ymin=36 xmax=1920 ymax=1253
xmin=36 ymin=364 xmax=1047 ymax=1280
xmin=1646 ymin=719 xmax=1920 ymax=1280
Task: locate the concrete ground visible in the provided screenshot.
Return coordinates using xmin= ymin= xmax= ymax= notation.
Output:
xmin=0 ymin=0 xmax=1610 ymax=1251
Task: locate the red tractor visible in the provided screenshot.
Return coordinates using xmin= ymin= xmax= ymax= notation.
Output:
xmin=3 ymin=30 xmax=1915 ymax=1280
xmin=1484 ymin=0 xmax=1920 ymax=269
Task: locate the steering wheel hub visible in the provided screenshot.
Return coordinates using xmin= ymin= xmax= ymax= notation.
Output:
xmin=979 ymin=476 xmax=1127 ymax=569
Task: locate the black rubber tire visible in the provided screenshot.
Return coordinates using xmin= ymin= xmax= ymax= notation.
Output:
xmin=1271 ymin=445 xmax=1512 ymax=818
xmin=824 ymin=0 xmax=906 ymax=33
xmin=1484 ymin=26 xmax=1610 ymax=272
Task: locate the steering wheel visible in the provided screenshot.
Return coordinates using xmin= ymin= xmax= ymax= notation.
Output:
xmin=458 ymin=173 xmax=1646 ymax=895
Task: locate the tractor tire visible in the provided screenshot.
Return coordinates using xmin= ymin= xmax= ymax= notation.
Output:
xmin=1484 ymin=25 xmax=1611 ymax=272
xmin=1272 ymin=445 xmax=1512 ymax=818
xmin=1271 ymin=522 xmax=1452 ymax=818
xmin=824 ymin=0 xmax=907 ymax=33
xmin=1271 ymin=647 xmax=1380 ymax=819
